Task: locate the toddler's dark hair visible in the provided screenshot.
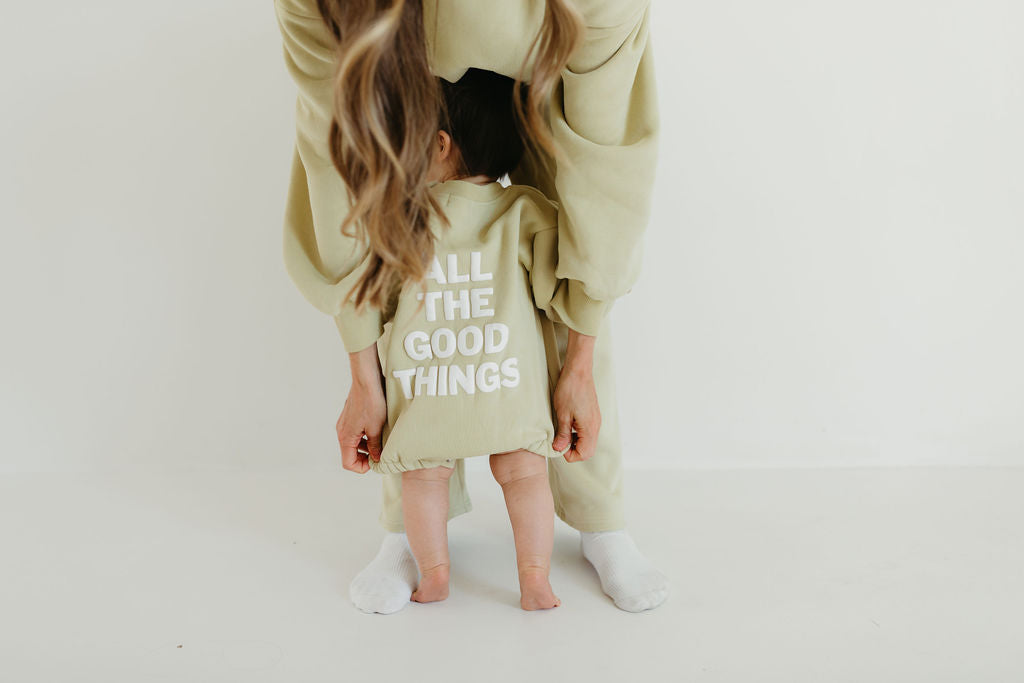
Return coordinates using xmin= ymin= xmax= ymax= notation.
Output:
xmin=439 ymin=68 xmax=530 ymax=180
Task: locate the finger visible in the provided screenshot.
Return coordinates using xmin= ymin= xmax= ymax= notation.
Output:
xmin=341 ymin=434 xmax=370 ymax=473
xmin=564 ymin=447 xmax=584 ymax=463
xmin=343 ymin=449 xmax=369 ymax=473
xmin=552 ymin=413 xmax=573 ymax=452
xmin=357 ymin=434 xmax=374 ymax=471
xmin=366 ymin=429 xmax=383 ymax=463
xmin=561 ymin=429 xmax=580 ymax=462
xmin=575 ymin=425 xmax=597 ymax=461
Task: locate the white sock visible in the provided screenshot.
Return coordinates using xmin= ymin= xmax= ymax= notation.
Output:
xmin=580 ymin=530 xmax=670 ymax=612
xmin=348 ymin=532 xmax=418 ymax=614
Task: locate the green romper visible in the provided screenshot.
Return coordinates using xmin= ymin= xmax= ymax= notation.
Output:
xmin=368 ymin=179 xmax=573 ymax=474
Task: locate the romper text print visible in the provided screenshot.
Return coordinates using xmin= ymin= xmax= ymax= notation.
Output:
xmin=393 ymin=251 xmax=520 ymax=399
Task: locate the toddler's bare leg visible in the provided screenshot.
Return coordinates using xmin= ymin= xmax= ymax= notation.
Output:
xmin=489 ymin=450 xmax=560 ymax=610
xmin=401 ymin=464 xmax=455 ymax=603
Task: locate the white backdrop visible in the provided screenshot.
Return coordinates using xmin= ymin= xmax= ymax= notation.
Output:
xmin=1 ymin=1 xmax=1021 ymax=473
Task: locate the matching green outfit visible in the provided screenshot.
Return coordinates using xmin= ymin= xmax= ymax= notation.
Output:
xmin=274 ymin=0 xmax=659 ymax=531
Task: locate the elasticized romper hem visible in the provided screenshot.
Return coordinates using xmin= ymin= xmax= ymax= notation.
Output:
xmin=369 ymin=436 xmax=562 ymax=474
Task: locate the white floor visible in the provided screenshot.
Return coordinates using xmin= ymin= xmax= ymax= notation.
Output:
xmin=1 ymin=467 xmax=1020 ymax=682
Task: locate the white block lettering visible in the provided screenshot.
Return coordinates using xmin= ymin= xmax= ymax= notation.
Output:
xmin=476 ymin=362 xmax=500 ymax=393
xmin=471 ymin=288 xmax=494 ymax=318
xmin=404 ymin=330 xmax=432 ymax=361
xmin=470 ymin=251 xmax=492 ymax=281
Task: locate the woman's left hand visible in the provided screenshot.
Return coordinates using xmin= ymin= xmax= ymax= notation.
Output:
xmin=551 ymin=329 xmax=601 ymax=462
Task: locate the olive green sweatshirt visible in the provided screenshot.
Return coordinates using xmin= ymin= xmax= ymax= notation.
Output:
xmin=371 ymin=179 xmax=571 ymax=472
xmin=274 ymin=0 xmax=659 ymax=352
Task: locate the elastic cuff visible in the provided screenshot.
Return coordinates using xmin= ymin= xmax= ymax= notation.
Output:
xmin=333 ymin=307 xmax=384 ymax=353
xmin=553 ymin=280 xmax=613 ymax=337
xmin=555 ymin=511 xmax=627 ymax=533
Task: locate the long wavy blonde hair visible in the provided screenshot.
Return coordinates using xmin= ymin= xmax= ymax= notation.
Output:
xmin=316 ymin=0 xmax=583 ymax=310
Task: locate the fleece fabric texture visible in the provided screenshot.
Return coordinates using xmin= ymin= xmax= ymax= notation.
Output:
xmin=274 ymin=0 xmax=658 ymax=352
xmin=368 ymin=179 xmax=572 ymax=473
xmin=273 ymin=0 xmax=659 ymax=532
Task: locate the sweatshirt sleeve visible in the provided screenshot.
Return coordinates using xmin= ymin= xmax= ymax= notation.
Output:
xmin=527 ymin=227 xmax=609 ymax=337
xmin=517 ymin=189 xmax=609 ymax=337
xmin=547 ymin=0 xmax=659 ymax=328
xmin=274 ymin=0 xmax=384 ymax=352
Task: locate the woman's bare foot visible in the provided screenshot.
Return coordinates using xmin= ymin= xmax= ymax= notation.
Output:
xmin=518 ymin=567 xmax=560 ymax=610
xmin=411 ymin=564 xmax=450 ymax=603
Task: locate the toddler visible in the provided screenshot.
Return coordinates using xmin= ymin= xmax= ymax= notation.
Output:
xmin=357 ymin=68 xmax=592 ymax=610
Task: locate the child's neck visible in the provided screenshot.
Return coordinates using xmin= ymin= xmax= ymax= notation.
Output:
xmin=450 ymin=173 xmax=497 ymax=185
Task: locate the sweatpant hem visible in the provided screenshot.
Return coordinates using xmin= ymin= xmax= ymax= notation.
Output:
xmin=555 ymin=507 xmax=626 ymax=533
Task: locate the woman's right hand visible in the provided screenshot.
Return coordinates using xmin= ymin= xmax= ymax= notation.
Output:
xmin=336 ymin=343 xmax=387 ymax=473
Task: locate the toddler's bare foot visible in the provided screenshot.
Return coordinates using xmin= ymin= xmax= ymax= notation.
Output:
xmin=411 ymin=564 xmax=450 ymax=603
xmin=518 ymin=567 xmax=560 ymax=611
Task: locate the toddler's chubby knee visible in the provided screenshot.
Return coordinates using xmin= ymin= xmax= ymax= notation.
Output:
xmin=403 ymin=464 xmax=455 ymax=482
xmin=489 ymin=449 xmax=547 ymax=486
